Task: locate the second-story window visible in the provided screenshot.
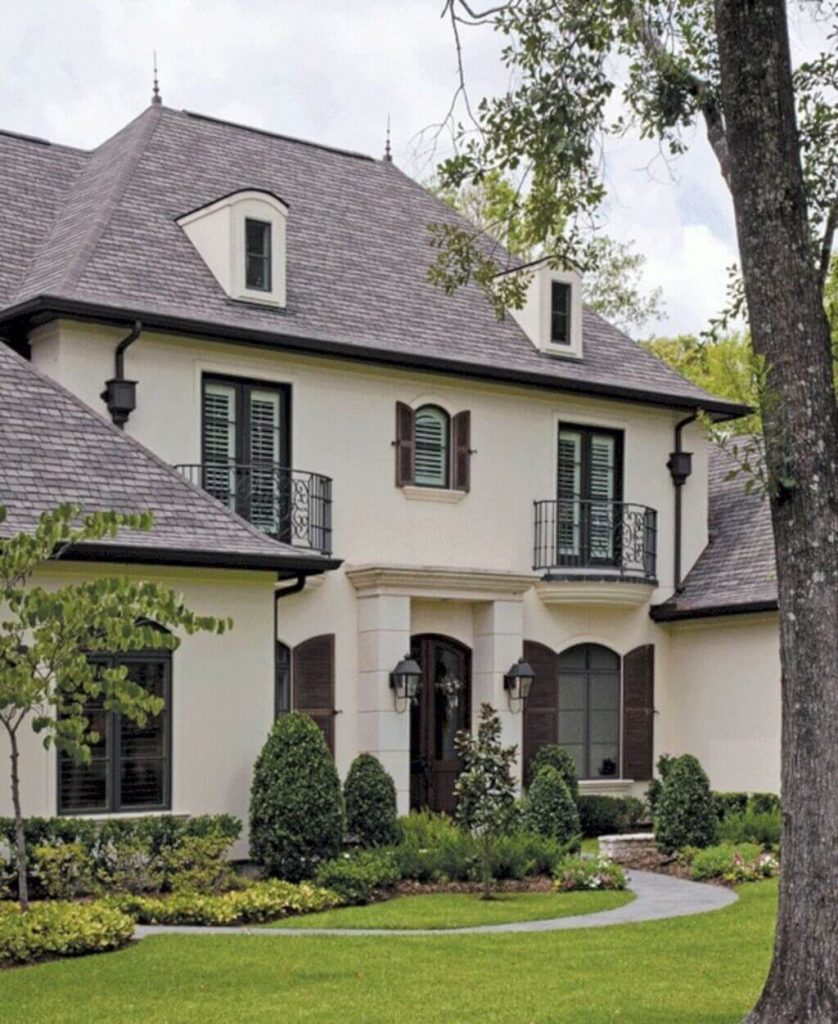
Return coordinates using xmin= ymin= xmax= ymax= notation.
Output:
xmin=414 ymin=405 xmax=450 ymax=488
xmin=558 ymin=423 xmax=623 ymax=564
xmin=245 ymin=219 xmax=272 ymax=291
xmin=551 ymin=281 xmax=572 ymax=345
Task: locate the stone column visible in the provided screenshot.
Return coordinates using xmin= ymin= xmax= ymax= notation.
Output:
xmin=356 ymin=594 xmax=412 ymax=813
xmin=472 ymin=600 xmax=525 ymax=789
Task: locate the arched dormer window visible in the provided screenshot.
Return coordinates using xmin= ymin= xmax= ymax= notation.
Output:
xmin=177 ymin=189 xmax=289 ymax=308
xmin=414 ymin=405 xmax=450 ymax=488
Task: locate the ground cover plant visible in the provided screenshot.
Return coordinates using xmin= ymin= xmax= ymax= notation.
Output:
xmin=267 ymin=889 xmax=632 ymax=930
xmin=0 ymin=900 xmax=134 ymax=965
xmin=0 ymin=881 xmax=778 ymax=1023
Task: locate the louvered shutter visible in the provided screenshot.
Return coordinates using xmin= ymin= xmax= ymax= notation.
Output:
xmin=248 ymin=389 xmax=281 ymax=534
xmin=622 ymin=644 xmax=654 ymax=780
xmin=452 ymin=411 xmax=471 ymax=492
xmin=589 ymin=434 xmax=616 ymax=561
xmin=414 ymin=406 xmax=449 ymax=487
xmin=203 ymin=382 xmax=237 ymax=508
xmin=395 ymin=402 xmax=415 ymax=487
xmin=293 ymin=634 xmax=336 ymax=755
xmin=557 ymin=430 xmax=582 ymax=557
xmin=522 ymin=640 xmax=558 ymax=781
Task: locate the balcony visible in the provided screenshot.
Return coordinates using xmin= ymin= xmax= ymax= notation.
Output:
xmin=533 ymin=498 xmax=657 ymax=605
xmin=175 ymin=462 xmax=333 ymax=557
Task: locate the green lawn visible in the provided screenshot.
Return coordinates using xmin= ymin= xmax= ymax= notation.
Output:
xmin=268 ymin=889 xmax=632 ymax=929
xmin=0 ymin=881 xmax=776 ymax=1024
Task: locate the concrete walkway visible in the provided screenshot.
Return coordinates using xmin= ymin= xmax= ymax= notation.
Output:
xmin=134 ymin=870 xmax=737 ymax=939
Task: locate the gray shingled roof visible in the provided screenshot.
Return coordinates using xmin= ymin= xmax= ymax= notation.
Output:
xmin=0 ymin=343 xmax=336 ymax=574
xmin=0 ymin=105 xmax=748 ymax=418
xmin=652 ymin=444 xmax=777 ymax=620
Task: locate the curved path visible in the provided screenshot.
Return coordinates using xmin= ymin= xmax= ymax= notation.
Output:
xmin=134 ymin=870 xmax=737 ymax=939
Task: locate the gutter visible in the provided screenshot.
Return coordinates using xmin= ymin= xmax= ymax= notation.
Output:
xmin=668 ymin=412 xmax=697 ymax=590
xmin=651 ymin=598 xmax=779 ymax=623
xmin=0 ymin=295 xmax=752 ymax=422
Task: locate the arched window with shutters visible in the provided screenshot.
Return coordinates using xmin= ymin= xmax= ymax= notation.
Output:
xmin=414 ymin=405 xmax=450 ymax=488
xmin=558 ymin=644 xmax=621 ymax=779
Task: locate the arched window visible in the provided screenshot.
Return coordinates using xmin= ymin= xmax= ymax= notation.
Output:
xmin=558 ymin=643 xmax=620 ymax=779
xmin=414 ymin=405 xmax=450 ymax=488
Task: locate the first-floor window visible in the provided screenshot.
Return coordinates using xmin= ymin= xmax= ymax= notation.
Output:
xmin=58 ymin=653 xmax=171 ymax=814
xmin=557 ymin=643 xmax=620 ymax=779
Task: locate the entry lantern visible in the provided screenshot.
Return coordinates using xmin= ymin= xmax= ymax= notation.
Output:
xmin=390 ymin=654 xmax=422 ymax=711
xmin=504 ymin=659 xmax=535 ymax=712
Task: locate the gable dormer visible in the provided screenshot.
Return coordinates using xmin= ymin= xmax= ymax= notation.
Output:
xmin=509 ymin=261 xmax=583 ymax=360
xmin=178 ymin=189 xmax=288 ymax=307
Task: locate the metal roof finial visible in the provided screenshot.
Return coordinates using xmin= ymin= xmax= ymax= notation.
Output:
xmin=152 ymin=51 xmax=162 ymax=106
xmin=384 ymin=114 xmax=392 ymax=163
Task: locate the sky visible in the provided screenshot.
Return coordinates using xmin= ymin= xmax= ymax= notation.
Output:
xmin=0 ymin=1 xmax=829 ymax=337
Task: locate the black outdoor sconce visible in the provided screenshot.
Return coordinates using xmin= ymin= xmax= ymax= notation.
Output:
xmin=100 ymin=377 xmax=138 ymax=428
xmin=390 ymin=654 xmax=422 ymax=712
xmin=667 ymin=450 xmax=693 ymax=487
xmin=504 ymin=659 xmax=535 ymax=713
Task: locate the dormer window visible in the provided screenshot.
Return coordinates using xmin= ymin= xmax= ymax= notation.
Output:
xmin=551 ymin=281 xmax=571 ymax=346
xmin=177 ymin=189 xmax=288 ymax=308
xmin=508 ymin=261 xmax=583 ymax=359
xmin=245 ymin=219 xmax=272 ymax=291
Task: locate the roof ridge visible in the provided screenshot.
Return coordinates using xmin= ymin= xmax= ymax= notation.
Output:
xmin=0 ymin=342 xmax=306 ymax=557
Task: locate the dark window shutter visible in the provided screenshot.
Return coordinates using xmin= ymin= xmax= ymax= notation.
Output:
xmin=395 ymin=402 xmax=415 ymax=487
xmin=522 ymin=640 xmax=558 ymax=779
xmin=452 ymin=410 xmax=471 ymax=492
xmin=622 ymin=644 xmax=655 ymax=780
xmin=293 ymin=634 xmax=336 ymax=755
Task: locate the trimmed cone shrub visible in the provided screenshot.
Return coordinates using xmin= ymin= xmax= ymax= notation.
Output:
xmin=344 ymin=753 xmax=399 ymax=847
xmin=577 ymin=795 xmax=625 ymax=837
xmin=249 ymin=713 xmax=345 ymax=882
xmin=525 ymin=745 xmax=579 ymax=801
xmin=522 ymin=766 xmax=581 ymax=846
xmin=654 ymin=754 xmax=717 ymax=854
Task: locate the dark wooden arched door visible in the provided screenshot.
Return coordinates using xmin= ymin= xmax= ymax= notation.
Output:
xmin=409 ymin=635 xmax=471 ymax=814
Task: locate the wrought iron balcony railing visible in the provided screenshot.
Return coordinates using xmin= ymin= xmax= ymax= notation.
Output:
xmin=175 ymin=462 xmax=333 ymax=557
xmin=533 ymin=498 xmax=657 ymax=579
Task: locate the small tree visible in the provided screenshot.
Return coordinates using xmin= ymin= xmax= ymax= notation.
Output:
xmin=0 ymin=504 xmax=229 ymax=909
xmin=249 ymin=712 xmax=345 ymax=881
xmin=344 ymin=753 xmax=399 ymax=848
xmin=525 ymin=744 xmax=579 ymax=802
xmin=654 ymin=754 xmax=718 ymax=855
xmin=522 ymin=765 xmax=580 ymax=847
xmin=453 ymin=703 xmax=517 ymax=899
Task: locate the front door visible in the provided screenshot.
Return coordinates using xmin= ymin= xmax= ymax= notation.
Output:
xmin=409 ymin=635 xmax=471 ymax=814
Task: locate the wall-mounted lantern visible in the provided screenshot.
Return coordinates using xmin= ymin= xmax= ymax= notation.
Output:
xmin=390 ymin=654 xmax=422 ymax=712
xmin=504 ymin=659 xmax=535 ymax=713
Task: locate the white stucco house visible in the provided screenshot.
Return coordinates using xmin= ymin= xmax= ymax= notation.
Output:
xmin=0 ymin=99 xmax=780 ymax=840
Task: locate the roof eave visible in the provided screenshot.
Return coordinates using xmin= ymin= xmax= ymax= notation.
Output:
xmin=0 ymin=295 xmax=752 ymax=421
xmin=650 ymin=598 xmax=778 ymax=622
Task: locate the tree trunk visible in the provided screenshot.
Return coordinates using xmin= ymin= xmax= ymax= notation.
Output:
xmin=714 ymin=3 xmax=838 ymax=1021
xmin=7 ymin=726 xmax=29 ymax=911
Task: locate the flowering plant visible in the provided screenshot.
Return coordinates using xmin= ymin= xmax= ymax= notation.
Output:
xmin=553 ymin=854 xmax=627 ymax=892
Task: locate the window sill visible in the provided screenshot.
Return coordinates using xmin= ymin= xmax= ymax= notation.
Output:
xmin=401 ymin=485 xmax=467 ymax=504
xmin=578 ymin=779 xmax=636 ymax=795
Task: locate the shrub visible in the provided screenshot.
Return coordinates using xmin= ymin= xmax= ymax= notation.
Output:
xmin=522 ymin=766 xmax=581 ymax=846
xmin=161 ymin=835 xmax=238 ymax=895
xmin=713 ymin=792 xmax=750 ymax=821
xmin=31 ymin=842 xmax=96 ymax=900
xmin=315 ymin=849 xmax=400 ymax=905
xmin=94 ymin=837 xmax=164 ymax=895
xmin=644 ymin=753 xmax=678 ymax=815
xmin=654 ymin=754 xmax=718 ymax=854
xmin=525 ymin=745 xmax=579 ymax=801
xmin=553 ymin=855 xmax=627 ymax=892
xmin=622 ymin=796 xmax=646 ymax=829
xmin=717 ymin=809 xmax=781 ymax=849
xmin=110 ymin=879 xmax=340 ymax=926
xmin=344 ymin=754 xmax=400 ymax=848
xmin=0 ymin=901 xmax=134 ymax=964
xmin=249 ymin=713 xmax=345 ymax=882
xmin=394 ymin=812 xmax=475 ymax=882
xmin=750 ymin=792 xmax=781 ymax=816
xmin=577 ymin=796 xmax=625 ymax=837
xmin=490 ymin=831 xmax=574 ymax=879
xmin=689 ymin=843 xmax=779 ymax=883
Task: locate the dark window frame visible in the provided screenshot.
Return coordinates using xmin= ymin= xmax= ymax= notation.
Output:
xmin=57 ymin=650 xmax=173 ymax=815
xmin=413 ymin=404 xmax=451 ymax=489
xmin=550 ymin=281 xmax=572 ymax=345
xmin=275 ymin=640 xmax=292 ymax=719
xmin=557 ymin=643 xmax=621 ymax=780
xmin=201 ymin=373 xmax=292 ymax=471
xmin=245 ymin=218 xmax=272 ymax=292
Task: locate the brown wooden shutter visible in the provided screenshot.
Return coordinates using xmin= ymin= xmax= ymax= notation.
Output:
xmin=452 ymin=410 xmax=471 ymax=492
xmin=293 ymin=634 xmax=336 ymax=755
xmin=522 ymin=640 xmax=558 ymax=781
xmin=395 ymin=402 xmax=415 ymax=486
xmin=622 ymin=644 xmax=655 ymax=780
